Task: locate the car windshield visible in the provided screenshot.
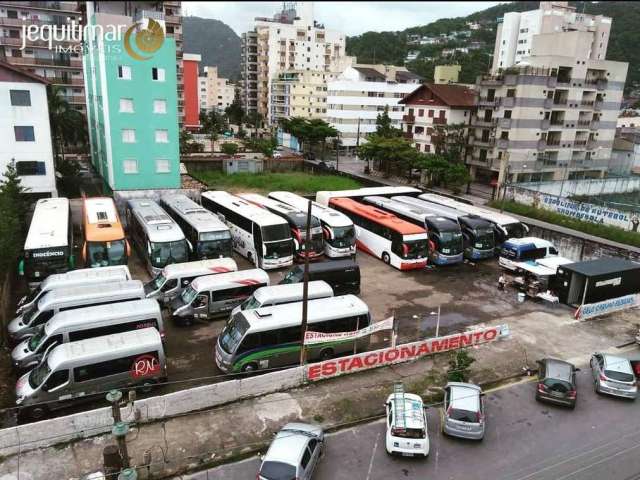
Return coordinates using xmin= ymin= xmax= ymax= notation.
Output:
xmin=473 ymin=228 xmax=494 ymax=250
xmin=439 ymin=231 xmax=463 ymax=254
xmin=329 ymin=225 xmax=355 ymax=248
xmin=22 ymin=306 xmax=38 ymax=326
xmin=198 ymin=231 xmax=232 ymax=258
xmin=219 ymin=315 xmax=249 ymax=354
xmin=605 ymin=369 xmax=635 ymax=383
xmin=448 ymin=408 xmax=478 ymax=423
xmin=151 ymin=273 xmax=167 ymax=291
xmin=394 ymin=427 xmax=426 ymax=439
xmin=261 ymin=224 xmax=290 ymax=242
xmin=259 ymin=461 xmax=297 ymax=480
xmin=27 ymin=326 xmax=46 ymax=352
xmin=180 ymin=285 xmax=198 ymax=305
xmin=280 ymin=268 xmax=303 ymax=284
xmin=28 ymin=360 xmax=51 ymax=389
xmin=240 ymin=295 xmax=261 ymax=311
xmin=542 ymin=378 xmax=573 ymax=392
xmin=87 ymin=240 xmax=127 ymax=267
xmin=264 ymin=240 xmax=293 ymax=260
xmin=22 ymin=285 xmax=42 ymax=305
xmin=403 ymin=239 xmax=428 ymax=259
xmin=150 ymin=240 xmax=188 ymax=268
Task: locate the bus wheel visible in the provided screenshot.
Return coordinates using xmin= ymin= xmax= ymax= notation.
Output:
xmin=319 ymin=348 xmax=334 ymax=361
xmin=382 ymin=252 xmax=391 ymax=265
xmin=242 ymin=362 xmax=258 ymax=373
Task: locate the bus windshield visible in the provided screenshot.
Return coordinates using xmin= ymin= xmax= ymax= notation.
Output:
xmin=473 ymin=228 xmax=495 ymax=250
xmin=87 ymin=240 xmax=127 ymax=267
xmin=150 ymin=240 xmax=188 ymax=268
xmin=264 ymin=240 xmax=293 ymax=260
xmin=28 ymin=325 xmax=46 ymax=352
xmin=198 ymin=231 xmax=232 ymax=258
xmin=219 ymin=314 xmax=250 ymax=353
xmin=329 ymin=225 xmax=355 ymax=248
xmin=403 ymin=238 xmax=428 ymax=259
xmin=28 ymin=360 xmax=51 ymax=389
xmin=240 ymin=295 xmax=262 ymax=311
xmin=439 ymin=231 xmax=463 ymax=254
xmin=261 ymin=224 xmax=290 ymax=242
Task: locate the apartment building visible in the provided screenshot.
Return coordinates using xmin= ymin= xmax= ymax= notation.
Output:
xmin=0 ymin=1 xmax=85 ymax=114
xmin=240 ymin=2 xmax=346 ymax=121
xmin=182 ymin=53 xmax=200 ymax=131
xmin=326 ymin=65 xmax=421 ymax=152
xmin=0 ymin=60 xmax=57 ymax=197
xmin=199 ymin=66 xmax=235 ymax=113
xmin=492 ymin=1 xmax=611 ymax=73
xmin=400 ymin=83 xmax=475 ymax=154
xmin=83 ymin=3 xmax=180 ymax=191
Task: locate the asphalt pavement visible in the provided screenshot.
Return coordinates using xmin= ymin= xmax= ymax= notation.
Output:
xmin=179 ymin=368 xmax=640 ymax=480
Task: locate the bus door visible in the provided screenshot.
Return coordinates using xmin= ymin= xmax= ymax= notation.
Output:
xmin=191 ymin=291 xmax=210 ymax=319
xmin=252 ymin=224 xmax=263 ymax=267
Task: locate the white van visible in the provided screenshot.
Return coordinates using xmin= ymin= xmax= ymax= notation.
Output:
xmin=170 ymin=269 xmax=270 ymax=324
xmin=231 ymin=281 xmax=333 ymax=317
xmin=16 ymin=265 xmax=131 ymax=315
xmin=11 ymin=299 xmax=163 ymax=371
xmin=144 ymin=258 xmax=238 ymax=304
xmin=16 ymin=328 xmax=167 ymax=420
xmin=8 ymin=280 xmax=145 ymax=341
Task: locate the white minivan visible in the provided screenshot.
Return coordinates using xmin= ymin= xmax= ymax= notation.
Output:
xmin=144 ymin=258 xmax=238 ymax=304
xmin=385 ymin=384 xmax=429 ymax=458
xmin=8 ymin=280 xmax=145 ymax=341
xmin=231 ymin=281 xmax=333 ymax=317
xmin=16 ymin=265 xmax=131 ymax=315
xmin=11 ymin=299 xmax=163 ymax=371
xmin=16 ymin=328 xmax=166 ymax=420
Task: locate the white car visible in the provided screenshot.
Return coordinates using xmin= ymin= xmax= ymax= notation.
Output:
xmin=385 ymin=385 xmax=429 ymax=457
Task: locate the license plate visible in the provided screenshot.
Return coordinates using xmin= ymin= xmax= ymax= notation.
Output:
xmin=551 ymin=391 xmax=564 ymax=397
xmin=401 ymin=452 xmax=413 ymax=457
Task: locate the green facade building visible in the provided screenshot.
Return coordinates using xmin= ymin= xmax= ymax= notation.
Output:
xmin=83 ymin=11 xmax=180 ymax=191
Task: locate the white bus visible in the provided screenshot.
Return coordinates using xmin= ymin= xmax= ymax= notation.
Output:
xmin=20 ymin=198 xmax=73 ymax=286
xmin=160 ymin=194 xmax=233 ymax=261
xmin=239 ymin=193 xmax=324 ymax=261
xmin=316 ymin=186 xmax=421 ymax=207
xmin=329 ymin=197 xmax=429 ymax=271
xmin=201 ymin=191 xmax=294 ymax=270
xmin=268 ymin=191 xmax=356 ymax=258
xmin=417 ymin=193 xmax=528 ymax=246
xmin=126 ymin=199 xmax=189 ymax=276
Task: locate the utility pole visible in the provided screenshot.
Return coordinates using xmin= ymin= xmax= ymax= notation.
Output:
xmin=335 ymin=133 xmax=340 ymax=172
xmin=106 ymin=390 xmax=130 ymax=470
xmin=299 ymin=200 xmax=312 ymax=365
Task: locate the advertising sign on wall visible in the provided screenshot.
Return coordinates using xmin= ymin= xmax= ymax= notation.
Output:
xmin=575 ymin=294 xmax=640 ymax=321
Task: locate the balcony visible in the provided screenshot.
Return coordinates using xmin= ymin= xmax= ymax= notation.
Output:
xmin=587 ymin=139 xmax=598 ymax=150
xmin=496 ymin=138 xmax=509 ymax=149
xmin=573 ymin=140 xmax=587 ymax=148
xmin=547 ymin=77 xmax=557 ymax=88
xmin=549 ymin=119 xmax=564 ymax=127
xmin=50 ymin=77 xmax=84 ymax=86
xmin=577 ymin=120 xmax=591 ymax=127
xmin=541 ymin=119 xmax=550 ymax=130
xmin=471 ymin=117 xmax=497 ymax=128
xmin=546 ymin=139 xmax=561 ymax=147
xmin=594 ymin=100 xmax=603 ymax=111
xmin=403 ymin=131 xmax=414 ymax=140
xmin=402 ymin=114 xmax=415 ymax=123
xmin=473 ymin=138 xmax=495 ymax=147
xmin=553 ymin=98 xmax=568 ymax=106
xmin=134 ymin=10 xmax=165 ymax=22
xmin=477 ymin=97 xmax=499 ymax=107
xmin=589 ymin=120 xmax=600 ymax=130
xmin=165 ymin=14 xmax=180 ymax=24
xmin=478 ymin=75 xmax=504 ymax=86
xmin=580 ymin=100 xmax=594 ymax=107
xmin=544 ymin=98 xmax=554 ymax=109
xmin=537 ymin=139 xmax=547 ymax=151
xmin=433 ymin=117 xmax=447 ymax=125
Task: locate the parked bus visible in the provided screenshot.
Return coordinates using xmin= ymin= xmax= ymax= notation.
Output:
xmin=215 ymin=295 xmax=371 ymax=373
xmin=160 ymin=194 xmax=233 ymax=260
xmin=20 ymin=198 xmax=73 ymax=286
xmin=81 ymin=197 xmax=130 ymax=268
xmin=126 ymin=199 xmax=189 ymax=276
xmin=316 ymin=186 xmax=421 ymax=207
xmin=279 ymin=259 xmax=361 ymax=295
xmin=16 ymin=328 xmax=166 ymax=420
xmin=362 ymin=196 xmax=464 ymax=266
xmin=498 ymin=237 xmax=559 ymax=271
xmin=328 ymin=198 xmax=428 ymax=270
xmin=239 ymin=193 xmax=324 ymax=261
xmin=11 ymin=299 xmax=164 ymax=371
xmin=16 ymin=265 xmax=131 ymax=316
xmin=393 ymin=196 xmax=495 ymax=261
xmin=418 ymin=193 xmax=528 ymax=246
xmin=201 ymin=191 xmax=294 ymax=270
xmin=231 ymin=281 xmax=334 ymax=316
xmin=268 ymin=191 xmax=356 ymax=258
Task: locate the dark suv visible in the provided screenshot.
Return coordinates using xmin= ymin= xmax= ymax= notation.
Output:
xmin=535 ymin=358 xmax=579 ymax=408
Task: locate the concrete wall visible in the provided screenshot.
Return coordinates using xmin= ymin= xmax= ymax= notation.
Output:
xmin=516 ymin=177 xmax=640 ymax=197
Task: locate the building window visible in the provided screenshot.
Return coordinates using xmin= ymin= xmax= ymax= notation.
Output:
xmin=121 ymin=129 xmax=136 ymax=143
xmin=10 ymin=90 xmax=31 ymax=106
xmin=504 ymin=110 xmax=512 ymax=119
xmin=155 ymin=159 xmax=170 ymax=173
xmin=425 ymin=144 xmax=430 ymax=152
xmin=119 ymin=98 xmax=134 ymax=113
xmin=428 ymin=110 xmax=434 ymax=118
xmin=153 ymin=99 xmax=167 ymax=114
xmin=506 ymin=89 xmax=516 ymax=98
xmin=152 ymin=67 xmax=165 ymax=81
xmin=14 ymin=126 xmax=35 ymax=142
xmin=123 ymin=159 xmax=138 ymax=174
xmin=418 ymin=109 xmax=424 ymax=117
xmin=117 ymin=65 xmax=131 ymax=80
xmin=15 ymin=161 xmax=45 ymax=176
xmin=155 ymin=129 xmax=169 ymax=143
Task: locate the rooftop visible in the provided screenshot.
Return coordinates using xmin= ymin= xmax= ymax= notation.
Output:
xmin=400 ymin=83 xmax=476 ymax=108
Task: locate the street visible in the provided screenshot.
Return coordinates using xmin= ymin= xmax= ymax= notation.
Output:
xmin=182 ymin=368 xmax=640 ymax=480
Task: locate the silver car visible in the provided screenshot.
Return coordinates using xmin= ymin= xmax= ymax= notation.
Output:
xmin=258 ymin=423 xmax=324 ymax=480
xmin=442 ymin=382 xmax=485 ymax=440
xmin=590 ymin=353 xmax=638 ymax=399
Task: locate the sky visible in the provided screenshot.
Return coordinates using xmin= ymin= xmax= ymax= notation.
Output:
xmin=182 ymin=1 xmax=502 ymax=36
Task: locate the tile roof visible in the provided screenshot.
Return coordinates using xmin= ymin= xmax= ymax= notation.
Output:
xmin=400 ymin=83 xmax=475 ymax=108
xmin=0 ymin=60 xmax=49 ymax=84
xmin=353 ymin=66 xmax=386 ymax=81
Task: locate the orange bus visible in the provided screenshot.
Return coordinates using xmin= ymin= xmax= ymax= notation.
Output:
xmin=329 ymin=197 xmax=428 ymax=270
xmin=82 ymin=197 xmax=130 ymax=267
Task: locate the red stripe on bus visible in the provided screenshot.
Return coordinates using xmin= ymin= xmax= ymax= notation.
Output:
xmin=210 ymin=267 xmax=231 ymax=273
xmin=400 ymin=260 xmax=427 ymax=270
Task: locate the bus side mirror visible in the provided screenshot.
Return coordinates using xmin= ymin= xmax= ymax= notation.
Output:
xmin=186 ymin=240 xmax=193 ymax=252
xmin=147 ymin=242 xmax=152 ymax=256
xmin=17 ymin=258 xmax=25 ymax=276
xmin=126 ymin=240 xmax=131 ymax=257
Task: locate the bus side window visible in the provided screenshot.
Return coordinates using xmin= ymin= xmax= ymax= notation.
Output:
xmin=279 ymin=326 xmax=301 ymax=344
xmin=237 ymin=333 xmax=260 ymax=353
xmin=43 ymin=369 xmax=69 ymax=391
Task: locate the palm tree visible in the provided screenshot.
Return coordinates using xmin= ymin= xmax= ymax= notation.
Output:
xmin=48 ymin=86 xmax=87 ymax=165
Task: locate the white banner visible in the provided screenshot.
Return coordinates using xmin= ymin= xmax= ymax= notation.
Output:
xmin=303 ymin=317 xmax=394 ymax=345
xmin=575 ymin=294 xmax=640 ymax=320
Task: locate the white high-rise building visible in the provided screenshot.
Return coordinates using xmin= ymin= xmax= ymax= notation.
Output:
xmin=492 ymin=1 xmax=612 ymax=73
xmin=199 ymin=66 xmax=236 ymax=113
xmin=240 ymin=2 xmax=346 ymax=121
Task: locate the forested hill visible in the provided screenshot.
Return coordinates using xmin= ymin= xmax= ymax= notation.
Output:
xmin=183 ymin=16 xmax=241 ymax=80
xmin=345 ymin=1 xmax=640 ymax=91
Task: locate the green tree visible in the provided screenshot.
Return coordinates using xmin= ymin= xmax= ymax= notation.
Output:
xmin=245 ymin=111 xmax=263 ymax=139
xmin=0 ymin=163 xmax=29 ymax=274
xmin=225 ymin=97 xmax=244 ymax=125
xmin=201 ymin=110 xmax=227 ymax=151
xmin=375 ymin=106 xmax=402 ymax=138
xmin=358 ymin=134 xmax=418 ymax=177
xmin=444 ymin=163 xmax=471 ymax=193
xmin=179 ymin=130 xmax=203 ymax=154
xmin=48 ymin=86 xmax=88 ymax=163
xmin=447 ymin=350 xmax=476 ymax=382
xmin=221 ymin=142 xmax=239 ymax=155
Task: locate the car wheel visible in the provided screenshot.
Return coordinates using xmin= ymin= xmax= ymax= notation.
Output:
xmin=382 ymin=252 xmax=391 ymax=265
xmin=26 ymin=405 xmax=48 ymax=421
xmin=242 ymin=362 xmax=258 ymax=373
xmin=319 ymin=348 xmax=334 ymax=361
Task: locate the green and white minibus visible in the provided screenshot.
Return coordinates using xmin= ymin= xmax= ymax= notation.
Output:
xmin=215 ymin=295 xmax=370 ymax=373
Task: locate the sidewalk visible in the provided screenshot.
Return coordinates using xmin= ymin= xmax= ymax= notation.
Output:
xmin=1 ymin=305 xmax=637 ymax=480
